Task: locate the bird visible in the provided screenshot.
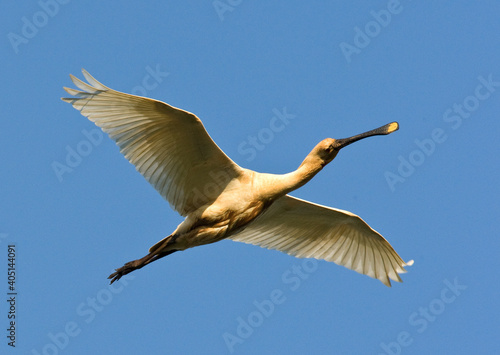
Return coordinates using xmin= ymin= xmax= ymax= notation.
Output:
xmin=62 ymin=69 xmax=413 ymax=287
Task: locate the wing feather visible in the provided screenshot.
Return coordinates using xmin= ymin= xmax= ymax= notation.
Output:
xmin=229 ymin=195 xmax=412 ymax=286
xmin=62 ymin=69 xmax=243 ymax=215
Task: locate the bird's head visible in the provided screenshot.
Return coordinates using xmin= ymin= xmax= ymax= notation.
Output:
xmin=311 ymin=122 xmax=399 ymax=168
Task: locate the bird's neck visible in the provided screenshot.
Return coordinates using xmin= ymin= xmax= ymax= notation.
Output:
xmin=290 ymin=157 xmax=324 ymax=191
xmin=258 ymin=157 xmax=323 ymax=199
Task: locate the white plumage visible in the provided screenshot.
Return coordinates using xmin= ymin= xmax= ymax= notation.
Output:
xmin=230 ymin=195 xmax=412 ymax=287
xmin=62 ymin=69 xmax=413 ymax=287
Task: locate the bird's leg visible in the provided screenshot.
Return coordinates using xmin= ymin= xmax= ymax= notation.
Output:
xmin=108 ymin=236 xmax=178 ymax=284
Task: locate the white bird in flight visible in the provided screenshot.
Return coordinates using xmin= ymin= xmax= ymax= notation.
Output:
xmin=62 ymin=69 xmax=413 ymax=287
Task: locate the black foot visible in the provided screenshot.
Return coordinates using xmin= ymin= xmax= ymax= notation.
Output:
xmin=107 ymin=249 xmax=178 ymax=284
xmin=108 ymin=260 xmax=142 ymax=284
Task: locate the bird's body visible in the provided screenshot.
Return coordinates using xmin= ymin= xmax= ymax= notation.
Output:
xmin=62 ymin=70 xmax=413 ymax=287
xmin=152 ymin=165 xmax=319 ymax=252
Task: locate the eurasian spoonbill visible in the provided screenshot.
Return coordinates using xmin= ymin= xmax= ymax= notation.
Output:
xmin=62 ymin=69 xmax=413 ymax=286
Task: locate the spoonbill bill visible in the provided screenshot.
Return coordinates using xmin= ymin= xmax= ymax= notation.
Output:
xmin=62 ymin=69 xmax=413 ymax=287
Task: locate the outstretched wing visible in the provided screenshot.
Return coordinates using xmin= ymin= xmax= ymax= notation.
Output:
xmin=229 ymin=195 xmax=413 ymax=286
xmin=62 ymin=69 xmax=243 ymax=216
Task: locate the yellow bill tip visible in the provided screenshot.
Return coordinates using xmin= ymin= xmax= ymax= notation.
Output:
xmin=386 ymin=121 xmax=399 ymax=134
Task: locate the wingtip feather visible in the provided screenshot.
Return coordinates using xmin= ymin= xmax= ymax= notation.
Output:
xmin=81 ymin=68 xmax=110 ymax=91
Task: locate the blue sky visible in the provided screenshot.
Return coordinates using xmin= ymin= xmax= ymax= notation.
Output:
xmin=1 ymin=1 xmax=499 ymax=354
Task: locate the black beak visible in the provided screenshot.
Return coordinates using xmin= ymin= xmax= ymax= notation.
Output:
xmin=335 ymin=122 xmax=399 ymax=150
